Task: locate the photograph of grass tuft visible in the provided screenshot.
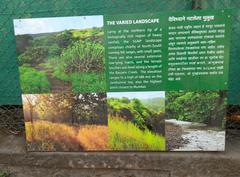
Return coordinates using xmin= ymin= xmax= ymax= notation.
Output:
xmin=165 ymin=91 xmax=227 ymax=151
xmin=22 ymin=93 xmax=108 ymax=151
xmin=107 ymin=91 xmax=166 ymax=151
xmin=14 ymin=16 xmax=105 ymax=93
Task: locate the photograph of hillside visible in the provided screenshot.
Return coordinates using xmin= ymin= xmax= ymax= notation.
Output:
xmin=14 ymin=16 xmax=105 ymax=93
xmin=107 ymin=91 xmax=165 ymax=151
xmin=22 ymin=93 xmax=108 ymax=151
xmin=165 ymin=91 xmax=227 ymax=151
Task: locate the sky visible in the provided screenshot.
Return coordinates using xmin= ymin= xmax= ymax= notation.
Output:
xmin=107 ymin=91 xmax=165 ymax=99
xmin=13 ymin=15 xmax=103 ymax=35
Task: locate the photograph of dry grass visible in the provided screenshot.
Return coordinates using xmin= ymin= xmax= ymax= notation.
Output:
xmin=23 ymin=93 xmax=108 ymax=151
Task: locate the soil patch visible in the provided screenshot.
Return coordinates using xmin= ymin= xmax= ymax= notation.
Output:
xmin=165 ymin=122 xmax=189 ymax=150
xmin=35 ymin=65 xmax=71 ymax=92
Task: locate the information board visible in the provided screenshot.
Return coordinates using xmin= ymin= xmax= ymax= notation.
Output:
xmin=105 ymin=10 xmax=231 ymax=91
xmin=13 ymin=10 xmax=230 ymax=152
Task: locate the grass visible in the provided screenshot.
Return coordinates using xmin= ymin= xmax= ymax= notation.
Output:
xmin=21 ymin=61 xmax=106 ymax=93
xmin=53 ymin=67 xmax=106 ymax=92
xmin=25 ymin=121 xmax=108 ymax=151
xmin=70 ymin=28 xmax=104 ymax=39
xmin=70 ymin=72 xmax=106 ymax=93
xmin=77 ymin=125 xmax=108 ymax=150
xmin=25 ymin=121 xmax=80 ymax=151
xmin=109 ymin=117 xmax=166 ymax=151
xmin=228 ymin=115 xmax=240 ymax=122
xmin=0 ymin=171 xmax=10 ymax=177
xmin=19 ymin=66 xmax=50 ymax=93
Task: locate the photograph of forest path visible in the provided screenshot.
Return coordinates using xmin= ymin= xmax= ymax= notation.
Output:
xmin=22 ymin=93 xmax=108 ymax=151
xmin=165 ymin=91 xmax=227 ymax=151
xmin=14 ymin=16 xmax=105 ymax=93
xmin=107 ymin=91 xmax=166 ymax=151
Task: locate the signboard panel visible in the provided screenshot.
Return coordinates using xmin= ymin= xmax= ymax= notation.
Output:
xmin=105 ymin=10 xmax=231 ymax=91
xmin=13 ymin=10 xmax=230 ymax=151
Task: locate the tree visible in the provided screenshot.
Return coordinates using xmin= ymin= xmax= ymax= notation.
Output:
xmin=18 ymin=46 xmax=48 ymax=66
xmin=23 ymin=95 xmax=38 ymax=123
xmin=73 ymin=93 xmax=107 ymax=125
xmin=30 ymin=93 xmax=107 ymax=125
xmin=16 ymin=35 xmax=33 ymax=55
xmin=35 ymin=93 xmax=74 ymax=123
xmin=108 ymin=97 xmax=156 ymax=130
xmin=56 ymin=30 xmax=73 ymax=48
xmin=165 ymin=91 xmax=227 ymax=127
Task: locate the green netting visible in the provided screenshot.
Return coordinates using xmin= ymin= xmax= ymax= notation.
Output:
xmin=1 ymin=0 xmax=239 ymax=105
xmin=0 ymin=0 xmax=192 ymax=105
xmin=200 ymin=0 xmax=240 ymax=105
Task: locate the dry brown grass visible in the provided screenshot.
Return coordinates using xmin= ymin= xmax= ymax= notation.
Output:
xmin=227 ymin=115 xmax=240 ymax=122
xmin=25 ymin=120 xmax=108 ymax=151
xmin=77 ymin=125 xmax=108 ymax=150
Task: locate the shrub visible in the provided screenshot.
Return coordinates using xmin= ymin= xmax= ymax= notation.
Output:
xmin=19 ymin=66 xmax=50 ymax=93
xmin=60 ymin=41 xmax=104 ymax=74
xmin=53 ymin=69 xmax=106 ymax=93
xmin=71 ymin=28 xmax=104 ymax=44
xmin=16 ymin=34 xmax=33 ymax=55
xmin=56 ymin=30 xmax=73 ymax=48
xmin=18 ymin=46 xmax=48 ymax=66
xmin=48 ymin=44 xmax=62 ymax=57
xmin=109 ymin=117 xmax=165 ymax=151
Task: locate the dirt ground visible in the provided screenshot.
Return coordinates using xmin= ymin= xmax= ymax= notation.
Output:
xmin=165 ymin=122 xmax=188 ymax=150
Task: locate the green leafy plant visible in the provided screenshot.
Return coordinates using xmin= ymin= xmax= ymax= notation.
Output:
xmin=166 ymin=91 xmax=227 ymax=127
xmin=18 ymin=46 xmax=48 ymax=66
xmin=56 ymin=30 xmax=73 ymax=48
xmin=19 ymin=66 xmax=50 ymax=93
xmin=59 ymin=41 xmax=104 ymax=74
xmin=108 ymin=97 xmax=156 ymax=130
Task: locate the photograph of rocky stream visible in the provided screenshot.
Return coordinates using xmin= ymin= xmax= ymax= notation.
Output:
xmin=165 ymin=91 xmax=226 ymax=151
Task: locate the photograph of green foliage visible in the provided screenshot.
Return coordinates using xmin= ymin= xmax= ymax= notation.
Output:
xmin=107 ymin=91 xmax=166 ymax=151
xmin=22 ymin=93 xmax=108 ymax=151
xmin=165 ymin=91 xmax=227 ymax=151
xmin=14 ymin=16 xmax=105 ymax=93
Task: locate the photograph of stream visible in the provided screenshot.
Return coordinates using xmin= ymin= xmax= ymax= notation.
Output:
xmin=166 ymin=91 xmax=226 ymax=151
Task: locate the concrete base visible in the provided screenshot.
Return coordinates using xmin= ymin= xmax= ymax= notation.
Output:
xmin=0 ymin=130 xmax=239 ymax=177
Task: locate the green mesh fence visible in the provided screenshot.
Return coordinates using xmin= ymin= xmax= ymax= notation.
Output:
xmin=0 ymin=0 xmax=192 ymax=105
xmin=199 ymin=0 xmax=240 ymax=105
xmin=0 ymin=0 xmax=192 ymax=133
xmin=0 ymin=0 xmax=240 ymax=134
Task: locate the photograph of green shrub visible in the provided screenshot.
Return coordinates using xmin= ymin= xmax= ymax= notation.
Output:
xmin=107 ymin=91 xmax=166 ymax=151
xmin=165 ymin=91 xmax=227 ymax=151
xmin=14 ymin=16 xmax=105 ymax=93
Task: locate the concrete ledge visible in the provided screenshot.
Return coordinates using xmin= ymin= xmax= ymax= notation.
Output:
xmin=0 ymin=165 xmax=171 ymax=177
xmin=0 ymin=130 xmax=239 ymax=177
